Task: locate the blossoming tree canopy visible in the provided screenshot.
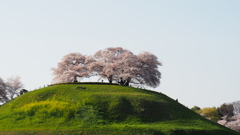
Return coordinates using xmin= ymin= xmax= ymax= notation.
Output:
xmin=0 ymin=76 xmax=24 ymax=103
xmin=51 ymin=53 xmax=90 ymax=83
xmin=136 ymin=52 xmax=162 ymax=88
xmin=88 ymin=47 xmax=130 ymax=83
xmin=51 ymin=47 xmax=162 ymax=88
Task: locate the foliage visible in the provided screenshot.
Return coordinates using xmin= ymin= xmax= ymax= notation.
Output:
xmin=217 ymin=101 xmax=240 ymax=132
xmin=197 ymin=107 xmax=220 ymax=122
xmin=20 ymin=89 xmax=28 ymax=95
xmin=14 ymin=101 xmax=75 ymax=118
xmin=217 ymin=103 xmax=234 ymax=117
xmin=0 ymin=84 xmax=238 ymax=135
xmin=191 ymin=106 xmax=201 ymax=112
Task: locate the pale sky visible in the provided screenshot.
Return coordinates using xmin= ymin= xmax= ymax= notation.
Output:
xmin=1 ymin=0 xmax=240 ymax=108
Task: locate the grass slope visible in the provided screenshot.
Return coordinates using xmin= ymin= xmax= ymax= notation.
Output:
xmin=0 ymin=84 xmax=238 ymax=135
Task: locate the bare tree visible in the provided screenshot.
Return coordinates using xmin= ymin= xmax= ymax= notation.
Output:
xmin=5 ymin=76 xmax=24 ymax=100
xmin=0 ymin=77 xmax=8 ymax=103
xmin=51 ymin=53 xmax=90 ymax=83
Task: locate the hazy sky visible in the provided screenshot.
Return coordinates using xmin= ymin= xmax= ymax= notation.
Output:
xmin=1 ymin=0 xmax=240 ymax=108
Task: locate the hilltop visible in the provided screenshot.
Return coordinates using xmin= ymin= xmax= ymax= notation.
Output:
xmin=0 ymin=83 xmax=238 ymax=135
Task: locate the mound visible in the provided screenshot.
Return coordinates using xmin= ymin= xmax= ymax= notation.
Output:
xmin=0 ymin=84 xmax=238 ymax=135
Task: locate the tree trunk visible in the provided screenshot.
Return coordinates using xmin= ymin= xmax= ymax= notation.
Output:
xmin=124 ymin=78 xmax=131 ymax=86
xmin=73 ymin=75 xmax=78 ymax=82
xmin=119 ymin=77 xmax=124 ymax=85
xmin=125 ymin=81 xmax=129 ymax=86
xmin=108 ymin=75 xmax=113 ymax=83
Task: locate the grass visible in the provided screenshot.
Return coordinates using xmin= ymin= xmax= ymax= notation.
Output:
xmin=0 ymin=84 xmax=238 ymax=135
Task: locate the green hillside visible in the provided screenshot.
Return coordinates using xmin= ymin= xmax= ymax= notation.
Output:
xmin=0 ymin=84 xmax=238 ymax=135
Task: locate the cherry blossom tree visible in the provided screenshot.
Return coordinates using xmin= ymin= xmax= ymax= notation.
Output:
xmin=51 ymin=53 xmax=90 ymax=83
xmin=5 ymin=76 xmax=24 ymax=100
xmin=217 ymin=101 xmax=240 ymax=132
xmin=52 ymin=48 xmax=162 ymax=88
xmin=114 ymin=51 xmax=162 ymax=88
xmin=88 ymin=47 xmax=129 ymax=83
xmin=218 ymin=114 xmax=240 ymax=132
xmin=88 ymin=47 xmax=162 ymax=88
xmin=116 ymin=51 xmax=139 ymax=86
xmin=134 ymin=52 xmax=162 ymax=88
xmin=0 ymin=76 xmax=24 ymax=103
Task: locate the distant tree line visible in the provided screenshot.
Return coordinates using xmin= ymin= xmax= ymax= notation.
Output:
xmin=0 ymin=76 xmax=26 ymax=103
xmin=51 ymin=47 xmax=162 ymax=88
xmin=191 ymin=101 xmax=240 ymax=132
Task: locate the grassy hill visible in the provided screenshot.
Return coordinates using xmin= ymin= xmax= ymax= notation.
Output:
xmin=0 ymin=84 xmax=238 ymax=135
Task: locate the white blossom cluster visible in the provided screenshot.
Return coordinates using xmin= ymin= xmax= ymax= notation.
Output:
xmin=218 ymin=114 xmax=240 ymax=132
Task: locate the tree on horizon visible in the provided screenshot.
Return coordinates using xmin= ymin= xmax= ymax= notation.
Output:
xmin=51 ymin=47 xmax=162 ymax=88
